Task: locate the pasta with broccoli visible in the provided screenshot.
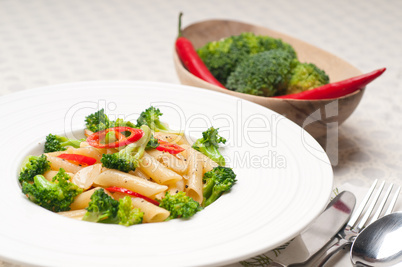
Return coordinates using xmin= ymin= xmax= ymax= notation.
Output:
xmin=18 ymin=106 xmax=236 ymax=226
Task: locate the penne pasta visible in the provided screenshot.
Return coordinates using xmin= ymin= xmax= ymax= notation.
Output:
xmin=153 ymin=132 xmax=190 ymax=146
xmin=132 ymin=197 xmax=169 ymax=223
xmin=93 ymin=169 xmax=168 ymax=197
xmin=46 ymin=155 xmax=84 ymax=173
xmin=180 ymin=145 xmax=219 ymax=173
xmin=80 ymin=141 xmax=90 ymax=147
xmin=154 ymin=191 xmax=166 ymax=200
xmin=139 ymin=152 xmax=183 ymax=185
xmin=72 ymin=163 xmax=102 ymax=190
xmin=45 ymin=151 xmax=66 ymax=157
xmin=198 ymin=150 xmax=219 ymax=173
xmin=65 ymin=147 xmax=103 ymax=163
xmin=147 ymin=149 xmax=189 ymax=175
xmin=130 ymin=168 xmax=152 ymax=181
xmin=45 ymin=146 xmax=104 ymax=163
xmin=168 ymin=179 xmax=185 ymax=195
xmin=184 ymin=148 xmax=204 ymax=204
xmin=80 ymin=142 xmax=119 ymax=155
xmin=70 ymin=187 xmax=107 ymax=210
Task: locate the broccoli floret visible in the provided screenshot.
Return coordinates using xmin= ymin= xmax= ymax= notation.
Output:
xmin=85 ymin=108 xmax=111 ymax=132
xmin=226 ymin=49 xmax=298 ymax=96
xmin=82 ymin=188 xmax=120 ymax=223
xmin=136 ymin=106 xmax=180 ymax=134
xmin=85 ymin=109 xmax=137 ymax=133
xmin=101 ymin=125 xmax=152 ymax=172
xmin=286 ymin=62 xmax=330 ymax=95
xmin=146 ymin=134 xmax=159 ymax=150
xmin=109 ymin=118 xmax=136 ymax=129
xmin=197 ymin=34 xmax=250 ymax=86
xmin=19 ymin=155 xmax=51 ymax=184
xmin=44 ymin=134 xmax=85 ymax=153
xmin=257 ymin=35 xmax=297 ymax=58
xmin=82 ymin=188 xmax=143 ymax=226
xmin=202 ymin=166 xmax=236 ymax=207
xmin=118 ymin=196 xmax=143 ymax=226
xmin=192 ymin=127 xmax=226 ymax=166
xmin=159 ymin=191 xmax=202 ymax=220
xmin=197 ymin=32 xmax=297 ymax=85
xmin=21 ymin=168 xmax=82 ymax=212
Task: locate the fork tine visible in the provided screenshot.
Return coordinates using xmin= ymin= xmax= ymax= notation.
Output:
xmin=355 ymin=180 xmax=385 ymax=231
xmin=384 ymin=185 xmax=401 ymax=215
xmin=367 ymin=183 xmax=393 ymax=225
xmin=347 ymin=179 xmax=378 ymax=228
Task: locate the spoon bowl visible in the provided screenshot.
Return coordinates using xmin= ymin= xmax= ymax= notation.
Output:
xmin=351 ymin=212 xmax=402 ymax=266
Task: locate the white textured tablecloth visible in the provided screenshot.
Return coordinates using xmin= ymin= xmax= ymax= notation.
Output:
xmin=0 ymin=0 xmax=401 ymax=266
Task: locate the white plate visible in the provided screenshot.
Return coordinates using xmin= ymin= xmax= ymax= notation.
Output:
xmin=0 ymin=81 xmax=333 ymax=267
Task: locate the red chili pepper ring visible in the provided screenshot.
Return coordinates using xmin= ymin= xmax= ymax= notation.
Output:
xmin=86 ymin=127 xmax=144 ymax=149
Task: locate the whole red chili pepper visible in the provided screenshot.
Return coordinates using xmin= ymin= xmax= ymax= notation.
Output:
xmin=275 ymin=68 xmax=386 ymax=100
xmin=175 ymin=13 xmax=226 ymax=89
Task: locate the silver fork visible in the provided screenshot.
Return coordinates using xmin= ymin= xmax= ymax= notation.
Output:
xmin=314 ymin=179 xmax=401 ymax=266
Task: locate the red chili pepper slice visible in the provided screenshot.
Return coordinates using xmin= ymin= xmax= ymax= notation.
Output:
xmin=106 ymin=186 xmax=160 ymax=206
xmin=275 ymin=68 xmax=386 ymax=100
xmin=175 ymin=13 xmax=226 ymax=89
xmin=156 ymin=139 xmax=185 ymax=154
xmin=86 ymin=127 xmax=144 ymax=149
xmin=57 ymin=153 xmax=97 ymax=166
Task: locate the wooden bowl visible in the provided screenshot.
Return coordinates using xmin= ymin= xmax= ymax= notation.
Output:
xmin=173 ymin=19 xmax=365 ymax=139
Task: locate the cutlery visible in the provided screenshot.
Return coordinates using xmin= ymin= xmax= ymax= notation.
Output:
xmin=314 ymin=180 xmax=400 ymax=266
xmin=271 ymin=191 xmax=356 ymax=267
xmin=351 ymin=211 xmax=402 ymax=266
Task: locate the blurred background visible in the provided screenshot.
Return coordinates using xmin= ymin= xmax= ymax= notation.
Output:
xmin=1 ymin=0 xmax=401 ymax=183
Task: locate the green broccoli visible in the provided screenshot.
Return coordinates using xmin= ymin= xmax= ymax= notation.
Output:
xmin=82 ymin=188 xmax=143 ymax=226
xmin=226 ymin=49 xmax=298 ymax=96
xmin=192 ymin=127 xmax=226 ymax=166
xmin=202 ymin=166 xmax=236 ymax=207
xmin=159 ymin=191 xmax=202 ymax=220
xmin=146 ymin=134 xmax=160 ymax=150
xmin=286 ymin=62 xmax=330 ymax=95
xmin=21 ymin=168 xmax=82 ymax=212
xmin=44 ymin=134 xmax=85 ymax=153
xmin=109 ymin=118 xmax=136 ymax=129
xmin=85 ymin=108 xmax=111 ymax=132
xmin=100 ymin=125 xmax=152 ymax=172
xmin=19 ymin=154 xmax=51 ymax=184
xmin=197 ymin=32 xmax=297 ymax=85
xmin=85 ymin=109 xmax=136 ymax=133
xmin=82 ymin=188 xmax=119 ymax=223
xmin=117 ymin=195 xmax=144 ymax=226
xmin=136 ymin=106 xmax=180 ymax=134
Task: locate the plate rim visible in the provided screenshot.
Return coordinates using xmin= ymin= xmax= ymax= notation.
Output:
xmin=0 ymin=80 xmax=333 ymax=267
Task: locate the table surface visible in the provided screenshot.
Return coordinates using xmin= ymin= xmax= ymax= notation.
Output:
xmin=1 ymin=0 xmax=401 ymax=266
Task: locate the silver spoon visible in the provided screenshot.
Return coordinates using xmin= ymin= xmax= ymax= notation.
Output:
xmin=350 ymin=212 xmax=402 ymax=267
